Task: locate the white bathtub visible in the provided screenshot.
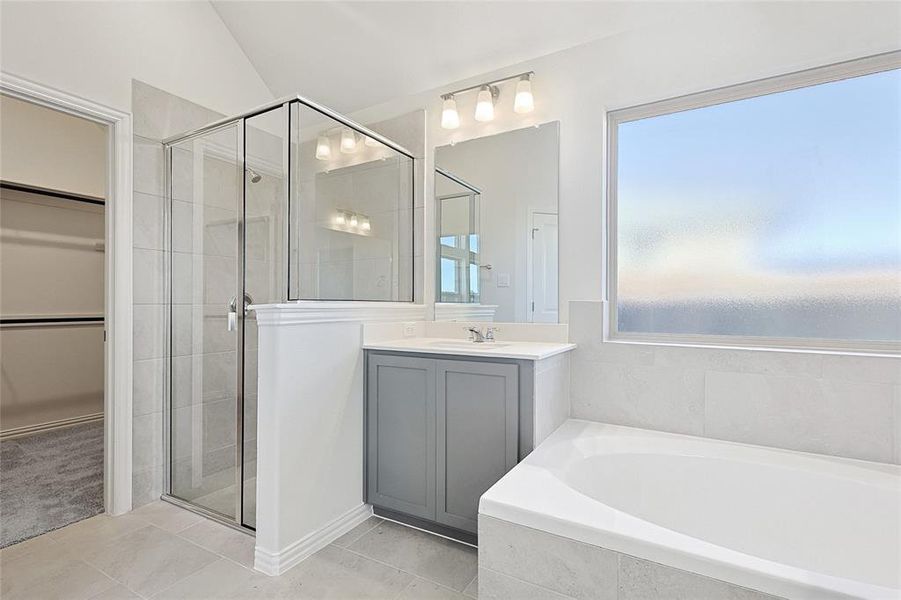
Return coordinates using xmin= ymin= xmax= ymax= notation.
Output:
xmin=479 ymin=420 xmax=901 ymax=600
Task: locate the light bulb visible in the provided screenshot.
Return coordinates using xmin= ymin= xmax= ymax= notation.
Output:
xmin=349 ymin=214 xmax=358 ymax=228
xmin=474 ymin=86 xmax=495 ymax=122
xmin=514 ymin=74 xmax=534 ymax=114
xmin=364 ymin=136 xmax=380 ymax=147
xmin=335 ymin=211 xmax=346 ymax=226
xmin=441 ymin=95 xmax=460 ymax=129
xmin=361 ymin=217 xmax=371 ymax=232
xmin=315 ymin=135 xmax=331 ymax=160
xmin=340 ymin=127 xmax=357 ymax=153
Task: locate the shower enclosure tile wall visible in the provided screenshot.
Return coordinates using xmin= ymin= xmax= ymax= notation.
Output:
xmin=131 ymin=81 xmax=223 ymax=507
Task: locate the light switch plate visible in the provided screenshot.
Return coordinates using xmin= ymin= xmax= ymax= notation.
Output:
xmin=497 ymin=273 xmax=511 ymax=287
xmin=403 ymin=322 xmax=417 ymax=337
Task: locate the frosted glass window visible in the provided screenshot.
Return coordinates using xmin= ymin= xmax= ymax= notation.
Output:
xmin=613 ymin=67 xmax=901 ymax=344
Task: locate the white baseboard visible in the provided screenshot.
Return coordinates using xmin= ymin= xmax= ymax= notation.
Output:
xmin=0 ymin=412 xmax=104 ymax=441
xmin=254 ymin=503 xmax=373 ymax=576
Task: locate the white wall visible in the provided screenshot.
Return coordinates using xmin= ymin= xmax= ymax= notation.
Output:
xmin=350 ymin=1 xmax=901 ymax=322
xmin=349 ymin=1 xmax=901 ymax=464
xmin=0 ymin=1 xmax=272 ymax=116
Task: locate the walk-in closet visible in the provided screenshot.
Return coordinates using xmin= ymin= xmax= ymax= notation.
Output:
xmin=0 ymin=94 xmax=109 ymax=546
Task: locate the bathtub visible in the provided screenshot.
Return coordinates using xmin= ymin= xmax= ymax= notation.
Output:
xmin=479 ymin=420 xmax=900 ymax=600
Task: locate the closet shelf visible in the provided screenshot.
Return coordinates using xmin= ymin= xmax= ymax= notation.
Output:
xmin=0 ymin=315 xmax=104 ymax=328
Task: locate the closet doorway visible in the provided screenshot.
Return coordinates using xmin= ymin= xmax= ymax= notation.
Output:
xmin=0 ymin=93 xmax=109 ymax=546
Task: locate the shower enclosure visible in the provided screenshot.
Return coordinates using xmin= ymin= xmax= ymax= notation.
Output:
xmin=162 ymin=98 xmax=414 ymax=530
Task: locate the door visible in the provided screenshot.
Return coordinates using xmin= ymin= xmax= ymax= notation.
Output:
xmin=436 ymin=359 xmax=518 ymax=533
xmin=367 ymin=354 xmax=437 ymax=520
xmin=529 ymin=212 xmax=558 ymax=323
xmin=168 ymin=123 xmax=244 ymax=520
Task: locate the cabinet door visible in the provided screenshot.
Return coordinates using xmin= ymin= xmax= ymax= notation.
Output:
xmin=367 ymin=354 xmax=437 ymax=520
xmin=436 ymin=360 xmax=518 ymax=533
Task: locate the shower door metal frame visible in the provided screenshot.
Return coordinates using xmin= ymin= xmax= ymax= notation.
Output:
xmin=161 ymin=95 xmax=416 ymax=533
xmin=161 ymin=119 xmax=255 ymax=534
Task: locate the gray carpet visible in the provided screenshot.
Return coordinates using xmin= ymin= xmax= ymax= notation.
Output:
xmin=1 ymin=421 xmax=104 ymax=548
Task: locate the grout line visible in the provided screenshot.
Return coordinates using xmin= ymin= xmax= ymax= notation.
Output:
xmin=338 ymin=542 xmax=476 ymax=593
xmin=480 ymin=566 xmax=572 ymax=599
xmin=463 ymin=572 xmax=479 ymax=598
xmin=391 ymin=577 xmax=417 ymax=600
xmin=335 ymin=516 xmax=383 ymax=547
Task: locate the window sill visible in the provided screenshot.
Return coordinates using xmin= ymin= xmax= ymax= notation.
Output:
xmin=604 ymin=334 xmax=900 ymax=358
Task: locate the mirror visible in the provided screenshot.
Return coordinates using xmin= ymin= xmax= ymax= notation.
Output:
xmin=434 ymin=122 xmax=559 ymax=322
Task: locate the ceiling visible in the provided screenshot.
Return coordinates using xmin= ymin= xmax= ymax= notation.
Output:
xmin=211 ymin=1 xmax=685 ymax=113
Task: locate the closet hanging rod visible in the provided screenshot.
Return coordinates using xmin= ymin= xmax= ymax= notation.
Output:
xmin=0 ymin=316 xmax=104 ymax=328
xmin=0 ymin=180 xmax=105 ymax=206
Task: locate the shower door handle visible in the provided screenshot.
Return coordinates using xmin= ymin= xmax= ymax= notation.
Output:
xmin=227 ymin=298 xmax=238 ymax=331
xmin=227 ymin=293 xmax=254 ymax=332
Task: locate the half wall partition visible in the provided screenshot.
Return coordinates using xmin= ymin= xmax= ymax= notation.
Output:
xmin=162 ymin=97 xmax=414 ymax=531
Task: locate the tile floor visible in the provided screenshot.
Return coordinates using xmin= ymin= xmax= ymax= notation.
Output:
xmin=0 ymin=502 xmax=479 ymax=600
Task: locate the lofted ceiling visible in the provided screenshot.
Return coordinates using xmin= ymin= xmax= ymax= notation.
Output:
xmin=210 ymin=1 xmax=688 ymax=113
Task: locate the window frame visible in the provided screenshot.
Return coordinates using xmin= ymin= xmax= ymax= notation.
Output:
xmin=606 ymin=51 xmax=901 ymax=355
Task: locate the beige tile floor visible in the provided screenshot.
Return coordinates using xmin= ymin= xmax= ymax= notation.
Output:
xmin=0 ymin=501 xmax=478 ymax=600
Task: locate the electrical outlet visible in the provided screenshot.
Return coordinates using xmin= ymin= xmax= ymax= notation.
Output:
xmin=403 ymin=322 xmax=417 ymax=337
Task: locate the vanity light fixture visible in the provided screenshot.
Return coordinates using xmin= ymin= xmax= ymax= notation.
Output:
xmin=340 ymin=127 xmax=357 ymax=153
xmin=439 ymin=71 xmax=535 ymax=129
xmin=333 ymin=209 xmax=372 ymax=234
xmin=514 ymin=73 xmax=534 ymax=114
xmin=441 ymin=95 xmax=460 ymax=129
xmin=315 ymin=134 xmax=332 ymax=160
xmin=474 ymin=85 xmax=498 ymax=122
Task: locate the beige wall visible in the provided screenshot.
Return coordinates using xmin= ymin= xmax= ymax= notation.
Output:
xmin=0 ymin=100 xmax=107 ymax=435
xmin=0 ymin=94 xmax=108 ymax=198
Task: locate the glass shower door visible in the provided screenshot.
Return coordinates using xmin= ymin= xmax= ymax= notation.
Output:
xmin=168 ymin=123 xmax=243 ymax=520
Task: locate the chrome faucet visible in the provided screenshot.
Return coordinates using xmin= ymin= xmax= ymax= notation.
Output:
xmin=465 ymin=326 xmax=486 ymax=343
xmin=465 ymin=325 xmax=500 ymax=343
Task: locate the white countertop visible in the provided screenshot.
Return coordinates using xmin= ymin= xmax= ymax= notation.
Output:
xmin=362 ymin=337 xmax=576 ymax=360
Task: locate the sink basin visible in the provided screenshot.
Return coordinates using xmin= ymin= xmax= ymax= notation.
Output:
xmin=426 ymin=340 xmax=512 ymax=349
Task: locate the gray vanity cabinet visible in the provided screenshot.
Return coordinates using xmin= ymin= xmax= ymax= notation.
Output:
xmin=366 ymin=352 xmax=521 ymax=536
xmin=436 ymin=360 xmax=518 ymax=533
xmin=366 ymin=354 xmax=437 ymax=520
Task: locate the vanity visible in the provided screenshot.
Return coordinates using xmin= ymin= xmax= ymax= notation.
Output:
xmin=363 ymin=334 xmax=574 ymax=543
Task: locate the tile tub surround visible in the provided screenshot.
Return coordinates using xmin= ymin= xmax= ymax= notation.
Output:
xmin=479 ymin=516 xmax=780 ymax=600
xmin=0 ymin=501 xmax=477 ymax=600
xmin=569 ymin=301 xmax=901 ymax=464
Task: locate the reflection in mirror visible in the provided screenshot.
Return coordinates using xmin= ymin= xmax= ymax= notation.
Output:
xmin=436 ymin=169 xmax=481 ymax=304
xmin=434 ymin=122 xmax=559 ymax=323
